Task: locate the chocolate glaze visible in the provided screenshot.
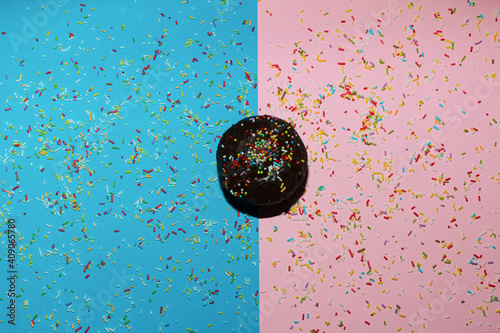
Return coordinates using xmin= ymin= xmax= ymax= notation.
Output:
xmin=217 ymin=115 xmax=308 ymax=216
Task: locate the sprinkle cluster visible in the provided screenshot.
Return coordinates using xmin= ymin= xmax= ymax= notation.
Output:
xmin=218 ymin=115 xmax=306 ymax=204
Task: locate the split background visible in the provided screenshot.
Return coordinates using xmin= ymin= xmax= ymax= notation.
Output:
xmin=1 ymin=0 xmax=499 ymax=332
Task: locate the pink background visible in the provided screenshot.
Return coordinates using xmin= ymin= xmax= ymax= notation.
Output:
xmin=259 ymin=0 xmax=500 ymax=332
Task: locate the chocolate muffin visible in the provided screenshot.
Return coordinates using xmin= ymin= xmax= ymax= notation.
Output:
xmin=216 ymin=115 xmax=308 ymax=217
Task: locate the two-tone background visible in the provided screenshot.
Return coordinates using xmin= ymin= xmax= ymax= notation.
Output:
xmin=1 ymin=1 xmax=499 ymax=332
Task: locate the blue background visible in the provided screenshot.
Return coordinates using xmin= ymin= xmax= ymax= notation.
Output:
xmin=0 ymin=1 xmax=258 ymax=332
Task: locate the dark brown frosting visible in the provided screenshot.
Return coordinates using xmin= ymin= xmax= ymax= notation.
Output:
xmin=217 ymin=115 xmax=308 ymax=206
